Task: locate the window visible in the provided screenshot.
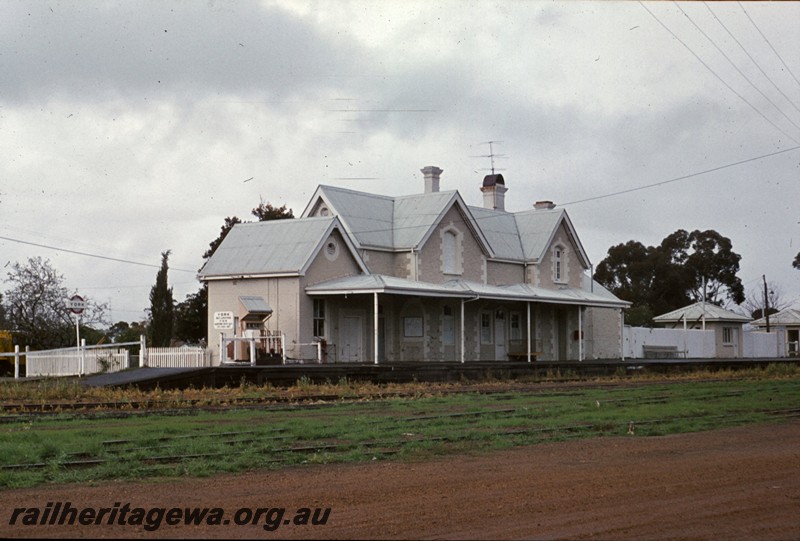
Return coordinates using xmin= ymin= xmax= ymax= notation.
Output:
xmin=443 ymin=230 xmax=458 ymax=274
xmin=480 ymin=312 xmax=493 ymax=344
xmin=313 ymin=299 xmax=326 ymax=338
xmin=722 ymin=327 xmax=734 ymax=344
xmin=553 ymin=246 xmax=563 ymax=282
xmin=510 ymin=312 xmax=522 ymax=341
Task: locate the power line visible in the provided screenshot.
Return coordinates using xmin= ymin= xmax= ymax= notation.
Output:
xmin=639 ymin=1 xmax=799 ymax=145
xmin=676 ymin=2 xmax=800 ymax=134
xmin=739 ymin=1 xmax=800 ymax=90
xmin=0 ymin=235 xmax=198 ymax=273
xmin=559 ymin=145 xmax=800 ymax=207
xmin=705 ymin=2 xmax=800 ymax=117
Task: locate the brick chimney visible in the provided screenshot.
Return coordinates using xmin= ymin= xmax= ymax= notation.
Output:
xmin=534 ymin=200 xmax=556 ymax=210
xmin=421 ymin=166 xmax=443 ymax=194
xmin=481 ymin=174 xmax=508 ymax=211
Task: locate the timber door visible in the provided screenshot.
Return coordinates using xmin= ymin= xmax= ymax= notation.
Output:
xmin=495 ymin=311 xmax=507 ymax=360
xmin=341 ymin=315 xmax=363 ymax=362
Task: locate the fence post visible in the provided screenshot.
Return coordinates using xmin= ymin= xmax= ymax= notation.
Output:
xmin=140 ymin=335 xmax=148 ymax=367
xmin=80 ymin=338 xmax=86 ymax=376
xmin=14 ymin=345 xmax=20 ymax=379
xmin=281 ymin=333 xmax=286 ymax=365
xmin=317 ymin=341 xmax=322 ymax=364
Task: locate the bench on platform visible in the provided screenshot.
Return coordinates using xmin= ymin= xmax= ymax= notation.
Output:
xmin=507 ymin=352 xmax=541 ymax=362
xmin=642 ymin=345 xmax=686 ymax=359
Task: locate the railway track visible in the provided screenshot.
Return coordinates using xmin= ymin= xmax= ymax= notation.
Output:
xmin=4 ymin=407 xmax=798 ymax=473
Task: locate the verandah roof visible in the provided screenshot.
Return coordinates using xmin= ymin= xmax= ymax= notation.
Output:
xmin=305 ymin=274 xmax=629 ymax=309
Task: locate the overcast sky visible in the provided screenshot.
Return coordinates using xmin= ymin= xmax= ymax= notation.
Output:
xmin=2 ymin=0 xmax=799 ymax=326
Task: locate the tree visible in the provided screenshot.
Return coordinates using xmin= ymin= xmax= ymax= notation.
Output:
xmin=595 ymin=229 xmax=744 ymax=326
xmin=149 ymin=250 xmax=174 ymax=347
xmin=2 ymin=257 xmax=107 ymax=349
xmin=107 ymin=321 xmax=147 ymax=343
xmin=251 ymin=198 xmax=294 ymax=221
xmin=744 ymin=280 xmax=789 ymax=319
xmin=174 ymin=284 xmax=208 ymax=344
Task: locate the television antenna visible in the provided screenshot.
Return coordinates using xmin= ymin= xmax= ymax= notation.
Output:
xmin=471 ymin=141 xmax=508 ymax=175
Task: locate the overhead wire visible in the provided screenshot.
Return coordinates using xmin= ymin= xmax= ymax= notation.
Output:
xmin=739 ymin=1 xmax=800 ymax=90
xmin=706 ymin=2 xmax=800 ymax=117
xmin=674 ymin=2 xmax=800 ymax=134
xmin=639 ymin=1 xmax=799 ymax=145
xmin=0 ymin=235 xmax=198 ymax=274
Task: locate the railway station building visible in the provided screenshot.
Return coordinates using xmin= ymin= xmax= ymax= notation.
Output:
xmin=198 ymin=167 xmax=629 ymax=365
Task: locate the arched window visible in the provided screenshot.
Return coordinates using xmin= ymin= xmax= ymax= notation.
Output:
xmin=443 ymin=230 xmax=458 ymax=275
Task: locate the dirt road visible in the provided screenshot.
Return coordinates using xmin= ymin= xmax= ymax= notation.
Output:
xmin=2 ymin=421 xmax=799 ymax=540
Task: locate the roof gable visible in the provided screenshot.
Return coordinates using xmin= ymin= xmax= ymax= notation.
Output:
xmin=302 ymin=185 xmax=395 ymax=248
xmin=198 ymin=216 xmax=367 ymax=279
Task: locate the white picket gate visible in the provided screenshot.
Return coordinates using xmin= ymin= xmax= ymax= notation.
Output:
xmin=146 ymin=347 xmax=211 ymax=368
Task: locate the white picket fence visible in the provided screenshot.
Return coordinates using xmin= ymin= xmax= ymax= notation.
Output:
xmin=10 ymin=336 xmax=211 ymax=378
xmin=146 ymin=346 xmax=211 ymax=368
xmin=26 ymin=346 xmax=130 ymax=377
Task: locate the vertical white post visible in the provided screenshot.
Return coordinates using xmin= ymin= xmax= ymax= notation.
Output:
xmin=281 ymin=333 xmax=286 ymax=364
xmin=140 ymin=334 xmax=148 ymax=367
xmin=317 ymin=341 xmax=322 ymax=364
xmin=526 ymin=302 xmax=532 ymax=363
xmin=249 ymin=338 xmax=256 ymax=366
xmin=80 ymin=338 xmax=86 ymax=376
xmin=460 ymin=299 xmax=466 ymax=364
xmin=373 ymin=292 xmax=379 ymax=365
xmin=14 ymin=345 xmax=20 ymax=379
xmin=620 ymin=309 xmax=625 ymax=362
xmin=578 ymin=307 xmax=583 ymax=362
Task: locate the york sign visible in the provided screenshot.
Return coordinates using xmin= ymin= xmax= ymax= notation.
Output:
xmin=66 ymin=295 xmax=86 ymax=315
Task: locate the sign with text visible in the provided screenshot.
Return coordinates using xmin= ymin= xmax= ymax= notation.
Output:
xmin=214 ymin=311 xmax=234 ymax=330
xmin=66 ymin=295 xmax=86 ymax=315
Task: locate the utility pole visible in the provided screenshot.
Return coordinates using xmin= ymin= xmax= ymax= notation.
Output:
xmin=763 ymin=275 xmax=771 ymax=332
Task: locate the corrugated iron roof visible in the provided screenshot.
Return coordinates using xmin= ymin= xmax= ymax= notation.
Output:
xmin=653 ymin=302 xmax=751 ymax=323
xmin=198 ymin=217 xmax=337 ymax=278
xmin=306 ymin=274 xmax=629 ymax=308
xmin=751 ymin=307 xmax=800 ymax=327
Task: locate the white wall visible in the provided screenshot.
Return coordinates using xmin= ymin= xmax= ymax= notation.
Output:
xmin=743 ymin=330 xmax=785 ymax=358
xmin=623 ymin=327 xmax=715 ymax=359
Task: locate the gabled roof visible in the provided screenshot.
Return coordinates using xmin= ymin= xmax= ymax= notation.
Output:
xmin=751 ymin=307 xmax=800 ymax=327
xmin=198 ymin=216 xmax=367 ymax=280
xmin=302 ymin=185 xmax=493 ymax=256
xmin=468 ymin=205 xmax=590 ymax=267
xmin=653 ymin=302 xmax=751 ymax=324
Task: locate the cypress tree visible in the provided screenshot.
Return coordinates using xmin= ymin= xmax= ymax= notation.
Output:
xmin=149 ymin=250 xmax=174 ymax=347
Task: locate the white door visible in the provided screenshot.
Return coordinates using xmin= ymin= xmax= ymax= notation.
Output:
xmin=495 ymin=313 xmax=507 ymax=360
xmin=341 ymin=316 xmax=362 ymax=362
